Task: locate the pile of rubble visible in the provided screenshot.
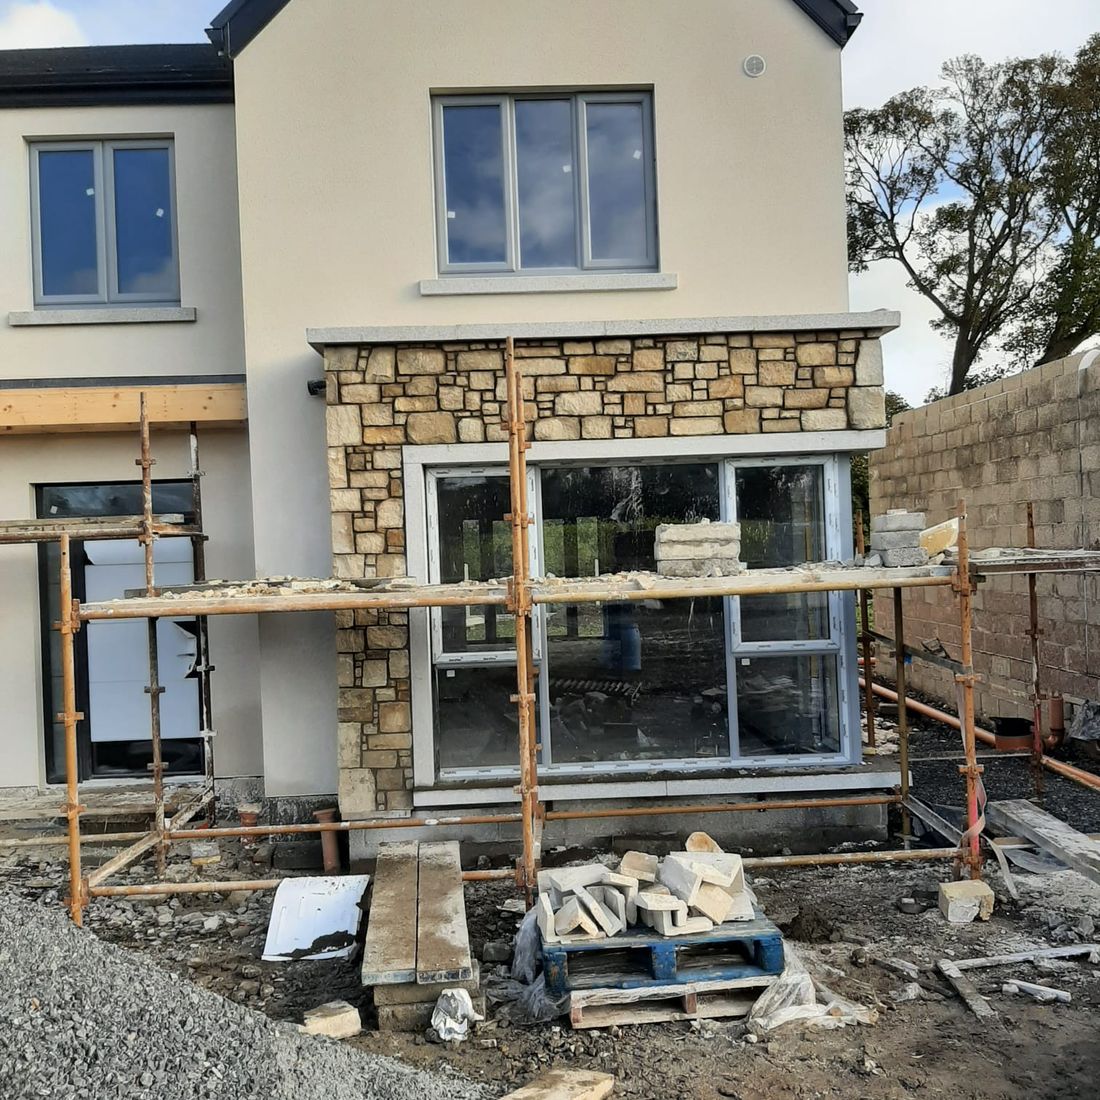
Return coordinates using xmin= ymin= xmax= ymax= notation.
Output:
xmin=536 ymin=834 xmax=755 ymax=943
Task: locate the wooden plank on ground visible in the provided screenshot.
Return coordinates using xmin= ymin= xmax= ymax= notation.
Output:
xmin=936 ymin=961 xmax=997 ymax=1019
xmin=415 ymin=840 xmax=473 ymax=984
xmin=361 ymin=841 xmax=419 ymax=986
xmin=987 ymin=800 xmax=1100 ymax=887
xmin=501 ymin=1069 xmax=615 ymax=1100
xmin=572 ymin=991 xmax=758 ymax=1029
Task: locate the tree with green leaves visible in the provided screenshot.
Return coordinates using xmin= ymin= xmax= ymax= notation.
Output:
xmin=1007 ymin=35 xmax=1100 ymax=367
xmin=847 ymin=54 xmax=1064 ymax=395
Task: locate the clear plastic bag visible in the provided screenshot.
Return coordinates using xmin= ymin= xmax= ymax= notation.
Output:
xmin=511 ymin=907 xmax=540 ymax=984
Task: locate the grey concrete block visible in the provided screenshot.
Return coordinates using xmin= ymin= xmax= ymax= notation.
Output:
xmin=871 ymin=511 xmax=925 ymax=533
xmin=870 ymin=530 xmax=924 ymax=551
xmin=657 ymin=557 xmax=742 ymax=577
xmin=880 ymin=547 xmax=929 ymax=567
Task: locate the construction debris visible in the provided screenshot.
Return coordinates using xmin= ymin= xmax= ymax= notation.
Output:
xmin=938 ymin=879 xmax=995 ymax=923
xmin=302 ymin=1000 xmax=362 ymax=1038
xmin=500 ymin=1069 xmax=615 ymax=1100
xmin=537 ymin=849 xmax=754 ymax=943
xmin=1001 ymin=979 xmax=1071 ymax=1004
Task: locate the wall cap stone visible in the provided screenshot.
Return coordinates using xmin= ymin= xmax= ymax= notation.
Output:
xmin=310 ymin=311 xmax=901 ymax=352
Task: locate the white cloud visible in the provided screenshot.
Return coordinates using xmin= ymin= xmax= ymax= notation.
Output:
xmin=0 ymin=0 xmax=85 ymax=48
xmin=844 ymin=1 xmax=1099 ymax=404
xmin=844 ymin=0 xmax=1099 ymax=108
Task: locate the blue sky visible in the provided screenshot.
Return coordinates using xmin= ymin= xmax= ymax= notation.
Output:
xmin=3 ymin=0 xmax=1099 ymax=401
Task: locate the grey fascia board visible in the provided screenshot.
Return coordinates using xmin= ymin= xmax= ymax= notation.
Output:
xmin=791 ymin=0 xmax=864 ymax=46
xmin=207 ymin=0 xmax=293 ymax=59
xmin=307 ymin=310 xmax=900 ymax=350
xmin=419 ymin=272 xmax=678 ymax=296
xmin=8 ymin=306 xmax=196 ymax=327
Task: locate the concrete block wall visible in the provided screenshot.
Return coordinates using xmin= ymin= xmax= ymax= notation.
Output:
xmin=869 ymin=353 xmax=1100 ymax=720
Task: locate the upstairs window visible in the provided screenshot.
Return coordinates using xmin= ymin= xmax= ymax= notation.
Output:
xmin=31 ymin=140 xmax=179 ymax=306
xmin=432 ymin=92 xmax=657 ymax=275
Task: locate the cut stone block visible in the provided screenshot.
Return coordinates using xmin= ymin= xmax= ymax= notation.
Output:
xmin=657 ymin=858 xmax=703 ymax=906
xmin=675 ymin=915 xmax=715 ymax=935
xmin=685 ymin=831 xmax=723 ymax=853
xmin=574 ymin=885 xmax=623 ymax=937
xmin=669 ymin=852 xmax=745 ymax=896
xmin=635 ymin=889 xmax=685 ymax=913
xmin=540 ymin=865 xmax=607 ymax=907
xmin=870 ymin=529 xmax=923 ymax=551
xmin=302 ymin=1000 xmax=361 ymax=1039
xmin=939 ymin=879 xmax=995 ymax=923
xmin=189 ymin=840 xmax=221 ymax=866
xmin=657 ymin=557 xmax=742 ymax=578
xmin=555 ymin=896 xmax=599 ymax=936
xmin=880 ymin=547 xmax=930 ymax=568
xmin=537 ymin=893 xmax=559 ymax=944
xmin=376 ymin=993 xmax=487 ymax=1033
xmin=655 ymin=521 xmax=741 ymax=555
xmin=599 ymin=871 xmax=639 ymax=925
xmin=591 ymin=885 xmax=628 ymax=930
xmin=619 ymin=851 xmax=658 ymax=883
xmin=667 ymin=853 xmax=735 ymax=889
xmin=692 ymin=882 xmax=736 ymax=924
xmin=870 ymin=511 xmax=925 ymax=533
xmin=921 ymin=518 xmax=959 ymax=555
xmin=722 ymin=891 xmax=757 ymax=922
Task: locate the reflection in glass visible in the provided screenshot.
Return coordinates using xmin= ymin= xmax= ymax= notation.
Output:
xmin=442 ymin=104 xmax=508 ymax=264
xmin=113 ymin=148 xmax=175 ymax=298
xmin=736 ymin=465 xmax=828 ymax=642
xmin=435 ymin=476 xmax=515 ymax=652
xmin=585 ymin=102 xmax=648 ymax=262
xmin=436 ymin=664 xmax=523 ymax=770
xmin=736 ymin=654 xmax=840 ymax=756
xmin=540 ymin=464 xmax=728 ymax=763
xmin=38 ymin=149 xmax=99 ymax=296
xmin=516 ymin=100 xmax=577 ymax=269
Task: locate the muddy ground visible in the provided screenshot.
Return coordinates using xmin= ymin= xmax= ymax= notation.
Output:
xmin=3 ymin=715 xmax=1099 ymax=1099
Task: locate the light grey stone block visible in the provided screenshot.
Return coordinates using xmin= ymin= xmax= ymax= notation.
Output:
xmin=870 ymin=511 xmax=926 ymax=533
xmin=880 ymin=547 xmax=929 ymax=568
xmin=870 ymin=530 xmax=923 ymax=551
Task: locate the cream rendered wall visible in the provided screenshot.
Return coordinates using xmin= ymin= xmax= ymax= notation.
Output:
xmin=0 ymin=428 xmax=262 ymax=789
xmin=0 ymin=102 xmax=244 ymax=380
xmin=230 ymin=0 xmax=851 ymax=797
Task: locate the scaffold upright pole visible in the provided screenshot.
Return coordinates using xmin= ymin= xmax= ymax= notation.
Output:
xmin=955 ymin=500 xmax=984 ymax=879
xmin=503 ymin=337 xmax=540 ymax=901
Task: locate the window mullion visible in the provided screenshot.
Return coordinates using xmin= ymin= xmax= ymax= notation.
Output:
xmin=95 ymin=144 xmax=111 ymax=304
xmin=575 ymin=96 xmax=594 ymax=270
xmin=504 ymin=97 xmax=520 ymax=273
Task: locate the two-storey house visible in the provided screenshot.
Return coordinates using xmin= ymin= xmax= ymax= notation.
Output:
xmin=1 ymin=0 xmax=900 ymax=857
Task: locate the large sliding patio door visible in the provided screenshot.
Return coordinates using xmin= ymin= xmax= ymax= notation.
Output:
xmin=422 ymin=454 xmax=854 ymax=780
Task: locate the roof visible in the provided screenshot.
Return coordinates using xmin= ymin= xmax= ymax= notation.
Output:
xmin=206 ymin=0 xmax=862 ymax=59
xmin=0 ymin=44 xmax=232 ymax=108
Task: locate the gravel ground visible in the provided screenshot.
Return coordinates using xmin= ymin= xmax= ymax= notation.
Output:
xmin=0 ymin=890 xmax=486 ymax=1100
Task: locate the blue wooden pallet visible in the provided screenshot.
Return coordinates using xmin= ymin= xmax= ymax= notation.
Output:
xmin=541 ymin=913 xmax=784 ymax=997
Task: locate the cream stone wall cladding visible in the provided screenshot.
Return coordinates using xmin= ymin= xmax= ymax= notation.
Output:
xmin=326 ymin=330 xmax=885 ymax=814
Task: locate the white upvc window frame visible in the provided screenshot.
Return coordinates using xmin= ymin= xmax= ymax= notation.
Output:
xmin=415 ymin=450 xmax=858 ymax=784
xmin=431 ymin=91 xmax=658 ymax=277
xmin=30 ymin=138 xmax=181 ymax=309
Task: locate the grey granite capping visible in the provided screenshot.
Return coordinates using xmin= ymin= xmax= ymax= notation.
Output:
xmin=418 ymin=272 xmax=678 ymax=296
xmin=308 ymin=310 xmax=901 ymax=349
xmin=8 ymin=306 xmax=197 ymax=327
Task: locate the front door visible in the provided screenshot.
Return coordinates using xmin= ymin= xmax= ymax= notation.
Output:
xmin=38 ymin=481 xmax=203 ymax=783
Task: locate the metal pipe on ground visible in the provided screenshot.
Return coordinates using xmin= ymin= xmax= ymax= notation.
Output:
xmin=859 ymin=679 xmax=1100 ymax=793
xmin=742 ymin=846 xmax=961 ymax=869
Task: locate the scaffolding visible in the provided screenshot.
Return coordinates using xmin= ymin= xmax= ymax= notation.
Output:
xmin=4 ymin=344 xmax=1099 ymax=925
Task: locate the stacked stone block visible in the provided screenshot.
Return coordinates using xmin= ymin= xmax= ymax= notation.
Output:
xmin=326 ymin=329 xmax=887 ymax=815
xmin=655 ymin=521 xmax=742 ymax=577
xmin=868 ymin=510 xmax=928 ymax=568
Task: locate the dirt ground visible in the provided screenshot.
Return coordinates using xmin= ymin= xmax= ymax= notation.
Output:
xmin=3 ymin=714 xmax=1099 ymax=1099
xmin=3 ymin=845 xmax=1098 ymax=1099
